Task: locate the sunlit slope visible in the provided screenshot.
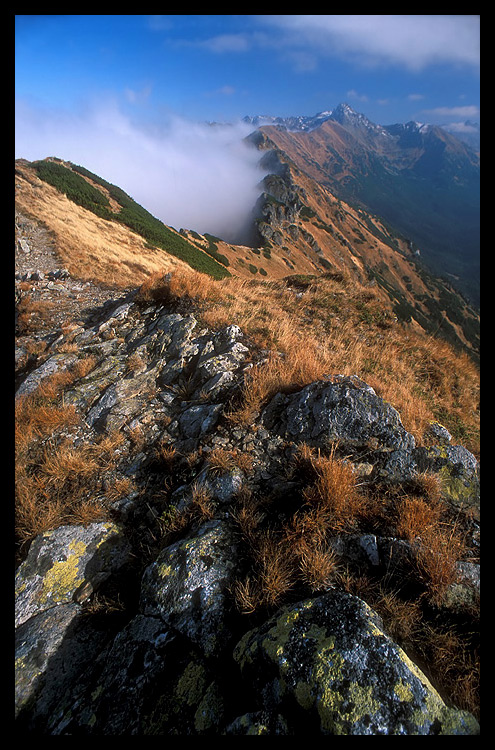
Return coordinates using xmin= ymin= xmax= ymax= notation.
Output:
xmin=246 ymin=132 xmax=480 ymax=359
xmin=15 ymin=154 xmax=479 ymax=360
xmin=15 ymin=158 xmax=231 ymax=285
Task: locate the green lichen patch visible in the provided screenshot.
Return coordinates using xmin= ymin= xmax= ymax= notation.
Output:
xmin=233 ymin=592 xmax=479 ymax=735
xmin=39 ymin=538 xmax=87 ymax=605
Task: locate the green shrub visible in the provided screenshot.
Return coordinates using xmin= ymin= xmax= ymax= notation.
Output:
xmin=33 ymin=160 xmax=112 ymax=218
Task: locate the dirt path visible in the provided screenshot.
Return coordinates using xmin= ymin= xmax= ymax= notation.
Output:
xmin=15 ymin=210 xmax=133 ymax=334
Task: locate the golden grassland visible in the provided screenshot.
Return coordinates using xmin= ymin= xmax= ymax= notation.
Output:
xmin=15 ymin=165 xmax=191 ymax=287
xmin=15 ymin=259 xmax=480 ymax=552
xmin=136 ymin=268 xmax=480 ymax=456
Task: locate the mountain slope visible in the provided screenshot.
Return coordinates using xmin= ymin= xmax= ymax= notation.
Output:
xmin=247 ymin=130 xmax=479 ymax=359
xmin=15 ymin=158 xmax=231 ymax=282
xmin=15 ymin=144 xmax=479 ymax=361
xmin=253 ymin=104 xmax=480 ymax=306
xmin=14 ymin=224 xmax=481 ymax=733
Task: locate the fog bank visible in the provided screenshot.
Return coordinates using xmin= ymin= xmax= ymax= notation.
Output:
xmin=15 ymin=100 xmax=266 ymax=242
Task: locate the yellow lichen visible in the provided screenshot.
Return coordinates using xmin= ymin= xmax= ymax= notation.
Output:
xmin=394 ymin=680 xmax=413 ymax=702
xmin=175 ymin=661 xmax=207 ymax=707
xmin=295 ymin=680 xmax=314 ymax=710
xmin=158 ymin=563 xmax=174 ymax=578
xmin=40 ymin=539 xmax=87 ymax=604
xmin=318 ymin=679 xmax=380 ymax=734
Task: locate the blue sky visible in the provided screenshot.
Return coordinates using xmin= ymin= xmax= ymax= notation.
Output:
xmin=15 ymin=15 xmax=480 ymax=236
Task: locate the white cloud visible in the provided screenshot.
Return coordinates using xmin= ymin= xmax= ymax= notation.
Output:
xmin=346 ymin=89 xmax=369 ymax=102
xmin=124 ymin=84 xmax=153 ymax=105
xmin=258 ymin=15 xmax=480 ymax=72
xmin=447 ymin=121 xmax=479 ymax=133
xmin=424 ymin=105 xmax=480 ymax=119
xmin=209 ymin=85 xmax=236 ymax=97
xmin=15 ymin=98 xmax=266 ymax=242
xmin=200 ymin=33 xmax=251 ymax=54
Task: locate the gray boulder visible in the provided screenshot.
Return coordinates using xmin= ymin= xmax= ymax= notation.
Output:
xmin=262 ymin=375 xmax=415 ymax=452
xmin=15 ymin=602 xmax=109 ymax=726
xmin=15 ymin=521 xmax=132 ymax=628
xmin=233 ymin=591 xmax=479 ymax=735
xmin=414 ymin=444 xmax=480 ymax=515
xmin=140 ymin=519 xmax=241 ymax=657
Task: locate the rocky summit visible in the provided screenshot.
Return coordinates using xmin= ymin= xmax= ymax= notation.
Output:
xmin=15 ymin=217 xmax=480 ymax=735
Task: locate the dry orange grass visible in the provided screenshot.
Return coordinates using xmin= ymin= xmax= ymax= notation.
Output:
xmin=297 ymin=538 xmax=340 ymax=592
xmin=391 ymin=492 xmax=467 ymax=605
xmin=16 ymin=158 xmax=479 ymax=451
xmin=15 ymin=368 xmax=126 ymax=549
xmin=15 ymin=433 xmax=127 ymax=550
xmin=205 ymin=446 xmax=253 ymax=476
xmin=15 ymin=165 xmax=190 ymax=288
xmin=16 ymin=297 xmax=59 ymax=335
xmin=134 ymin=268 xmax=221 ymax=307
xmin=15 ymin=380 xmax=79 ymax=451
xmin=418 ymin=623 xmax=480 ymax=718
xmin=228 ymin=345 xmax=329 ymax=425
xmin=247 ymin=530 xmax=297 ymax=610
xmin=130 ymin=253 xmax=479 ymax=457
xmin=394 ymin=496 xmax=442 ymax=543
xmin=415 ymin=525 xmax=466 ymax=605
xmin=231 ymin=488 xmax=264 ymax=547
xmin=302 ymin=447 xmax=367 ymax=534
xmin=372 ymin=589 xmax=422 ymax=643
xmin=181 ymin=272 xmax=479 ymax=453
xmin=189 ymin=482 xmax=215 ymax=521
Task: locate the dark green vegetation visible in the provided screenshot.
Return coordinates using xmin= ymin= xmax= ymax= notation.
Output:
xmin=300 ymin=199 xmax=479 ymax=362
xmin=365 ymin=264 xmax=480 ymax=363
xmin=32 ymin=160 xmax=231 ymax=280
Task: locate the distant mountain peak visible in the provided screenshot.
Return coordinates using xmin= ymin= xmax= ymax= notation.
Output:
xmin=330 ymin=102 xmax=356 ymax=119
xmin=328 ymin=103 xmax=393 ymax=141
xmin=245 ymin=103 xmax=393 ymax=138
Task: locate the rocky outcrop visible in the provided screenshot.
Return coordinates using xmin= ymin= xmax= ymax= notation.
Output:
xmin=234 ymin=593 xmax=479 ymax=735
xmin=15 ymin=275 xmax=480 ymax=734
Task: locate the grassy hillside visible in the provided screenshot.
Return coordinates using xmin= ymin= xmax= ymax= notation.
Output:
xmin=15 ymin=153 xmax=481 ymax=725
xmin=30 ymin=159 xmax=231 ymax=280
xmin=15 ymin=155 xmax=480 ymax=454
xmin=135 ymin=268 xmax=480 ymax=457
xmin=248 ymin=138 xmax=480 ymax=361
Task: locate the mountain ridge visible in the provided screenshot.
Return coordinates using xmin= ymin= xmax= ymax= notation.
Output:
xmin=243 ymin=101 xmax=480 ymax=151
xmin=15 ymin=146 xmax=480 ymax=362
xmin=249 ymin=104 xmax=479 ymax=306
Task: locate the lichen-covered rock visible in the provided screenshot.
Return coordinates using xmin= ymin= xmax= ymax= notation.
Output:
xmin=15 ymin=602 xmax=110 ymax=727
xmin=140 ymin=519 xmax=240 ymax=657
xmin=262 ymin=375 xmax=415 ymax=452
xmin=233 ymin=592 xmax=479 ymax=735
xmin=44 ymin=613 xmax=225 ymax=735
xmin=15 ymin=521 xmax=132 ymax=628
xmin=47 ymin=615 xmax=182 ymax=734
xmin=178 ymin=403 xmax=224 ymax=439
xmin=414 ymin=444 xmax=480 ymax=516
xmin=15 ymin=352 xmax=78 ymax=398
xmin=14 ymin=263 xmax=480 ymax=735
xmin=176 ymin=465 xmax=245 ymax=509
xmin=443 ymin=561 xmax=480 ymax=612
xmin=224 ymin=711 xmax=290 ymax=735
